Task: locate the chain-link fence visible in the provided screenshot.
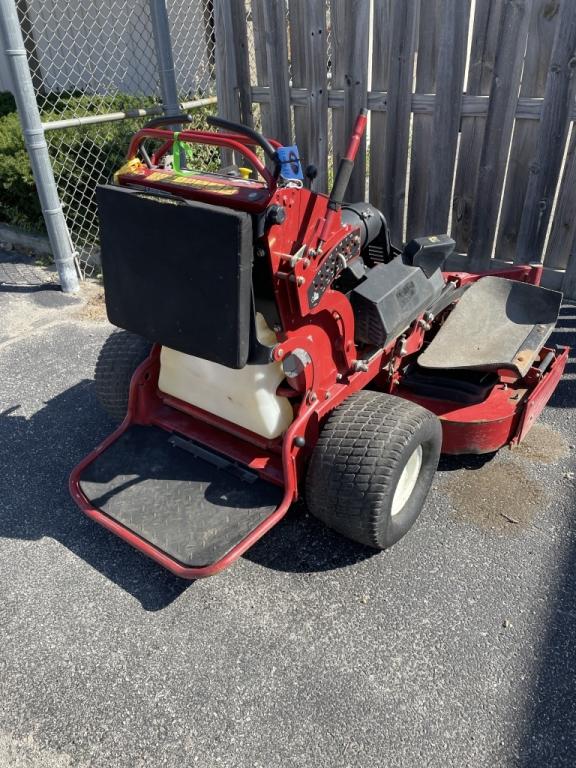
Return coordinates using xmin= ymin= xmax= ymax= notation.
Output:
xmin=2 ymin=0 xmax=340 ymax=284
xmin=9 ymin=0 xmax=216 ymax=278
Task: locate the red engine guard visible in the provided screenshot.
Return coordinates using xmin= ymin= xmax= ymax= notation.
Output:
xmin=398 ymin=346 xmax=569 ymax=454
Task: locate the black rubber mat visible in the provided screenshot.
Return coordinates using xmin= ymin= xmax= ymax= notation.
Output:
xmin=79 ymin=426 xmax=283 ymax=567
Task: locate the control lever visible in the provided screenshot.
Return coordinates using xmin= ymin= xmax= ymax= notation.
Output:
xmin=316 ymin=109 xmax=368 ymax=254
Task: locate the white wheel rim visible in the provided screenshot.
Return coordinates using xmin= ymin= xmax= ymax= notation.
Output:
xmin=391 ymin=445 xmax=423 ymax=517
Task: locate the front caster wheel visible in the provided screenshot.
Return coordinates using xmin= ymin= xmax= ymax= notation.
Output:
xmin=94 ymin=330 xmax=152 ymax=422
xmin=305 ymin=390 xmax=442 ymax=549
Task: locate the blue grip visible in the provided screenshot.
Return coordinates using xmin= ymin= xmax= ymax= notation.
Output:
xmin=276 ymin=146 xmax=304 ymax=180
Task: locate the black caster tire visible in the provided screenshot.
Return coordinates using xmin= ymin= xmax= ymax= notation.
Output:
xmin=94 ymin=330 xmax=152 ymax=422
xmin=305 ymin=390 xmax=442 ymax=549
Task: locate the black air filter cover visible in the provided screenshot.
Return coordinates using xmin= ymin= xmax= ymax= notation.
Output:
xmin=350 ymin=260 xmax=444 ymax=347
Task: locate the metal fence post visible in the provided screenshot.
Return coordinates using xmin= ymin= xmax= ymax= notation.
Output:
xmin=0 ymin=0 xmax=79 ymax=293
xmin=148 ymin=0 xmax=180 ymax=117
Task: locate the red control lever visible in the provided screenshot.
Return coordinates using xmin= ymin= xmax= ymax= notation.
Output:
xmin=317 ymin=108 xmax=368 ymax=253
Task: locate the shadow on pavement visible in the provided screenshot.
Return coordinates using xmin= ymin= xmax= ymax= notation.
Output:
xmin=438 ymin=452 xmax=497 ymax=472
xmin=243 ymin=503 xmax=377 ymax=573
xmin=0 ymin=283 xmax=62 ymax=294
xmin=518 ymin=480 xmax=576 ymax=766
xmin=0 ymin=301 xmax=571 ymax=605
xmin=0 ymin=382 xmax=191 ymax=611
xmin=546 ymin=302 xmax=576 ymax=408
xmin=0 ymin=379 xmax=376 ymax=604
xmin=517 ymin=300 xmax=576 ymax=763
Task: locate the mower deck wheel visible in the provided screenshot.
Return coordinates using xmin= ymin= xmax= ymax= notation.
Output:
xmin=305 ymin=390 xmax=442 ymax=549
xmin=94 ymin=330 xmax=152 ymax=421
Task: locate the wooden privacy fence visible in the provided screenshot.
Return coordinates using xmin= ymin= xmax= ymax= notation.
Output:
xmin=213 ymin=0 xmax=576 ymax=298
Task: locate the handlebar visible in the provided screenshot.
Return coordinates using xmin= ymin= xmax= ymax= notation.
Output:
xmin=317 ymin=109 xmax=368 ymax=252
xmin=207 ymin=115 xmax=279 ymax=169
xmin=127 ymin=127 xmax=278 ymax=190
xmin=144 ymin=113 xmax=196 ymax=130
xmin=128 ymin=115 xmax=284 ymax=193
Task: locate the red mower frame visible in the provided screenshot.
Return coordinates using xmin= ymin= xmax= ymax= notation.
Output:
xmin=70 ymin=112 xmax=568 ymax=578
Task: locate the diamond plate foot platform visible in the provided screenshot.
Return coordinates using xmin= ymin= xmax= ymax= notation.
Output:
xmin=79 ymin=426 xmax=283 ymax=567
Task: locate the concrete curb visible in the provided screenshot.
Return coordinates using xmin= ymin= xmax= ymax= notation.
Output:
xmin=0 ymin=222 xmax=101 ymax=271
xmin=0 ymin=222 xmax=52 ymax=256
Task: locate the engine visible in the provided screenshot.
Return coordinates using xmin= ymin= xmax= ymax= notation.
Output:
xmin=334 ymin=203 xmax=455 ymax=347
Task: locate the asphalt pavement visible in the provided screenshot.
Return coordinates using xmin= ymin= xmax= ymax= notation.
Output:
xmin=0 ymin=250 xmax=575 ymax=767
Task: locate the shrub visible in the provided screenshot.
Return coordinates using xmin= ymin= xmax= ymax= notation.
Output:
xmin=0 ymin=91 xmax=16 ymax=118
xmin=0 ymin=110 xmax=43 ymax=230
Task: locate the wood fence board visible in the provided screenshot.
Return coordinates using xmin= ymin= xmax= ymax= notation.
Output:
xmin=232 ymin=0 xmax=253 ymax=128
xmin=545 ymin=125 xmax=576 ymax=270
xmin=424 ymin=0 xmax=470 ymax=235
xmin=406 ymin=0 xmax=439 ymax=238
xmin=452 ymin=0 xmax=504 ymax=252
xmin=251 ymin=87 xmax=576 ymax=120
xmin=327 ymin=0 xmax=369 ymax=201
xmin=262 ymin=0 xmax=292 ymax=145
xmin=251 ymin=0 xmax=272 ymax=136
xmin=468 ymin=0 xmax=532 ymax=271
xmin=213 ymin=0 xmax=252 ymax=164
xmin=329 ymin=0 xmax=347 ymax=175
xmin=213 ymin=0 xmax=240 ymax=122
xmin=289 ymin=0 xmax=329 ymax=191
xmin=289 ymin=0 xmax=309 ymax=168
xmin=307 ymin=1 xmax=329 ymax=192
xmin=497 ymin=0 xmax=560 ymax=261
xmin=563 ymin=232 xmax=576 ymax=297
xmin=344 ymin=0 xmax=370 ymax=201
xmin=368 ymin=0 xmax=391 ymax=209
xmin=515 ymin=1 xmax=576 ymax=264
xmin=378 ymin=0 xmax=419 ymax=243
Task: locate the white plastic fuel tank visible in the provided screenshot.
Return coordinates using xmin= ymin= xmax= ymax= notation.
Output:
xmin=157 ymin=314 xmax=294 ymax=439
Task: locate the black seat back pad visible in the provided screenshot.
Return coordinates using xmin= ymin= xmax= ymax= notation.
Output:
xmin=96 ymin=185 xmax=254 ymax=369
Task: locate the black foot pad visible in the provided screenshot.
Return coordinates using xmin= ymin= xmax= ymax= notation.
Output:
xmin=79 ymin=426 xmax=283 ymax=567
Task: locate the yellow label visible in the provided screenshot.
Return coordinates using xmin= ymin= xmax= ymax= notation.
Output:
xmin=143 ymin=171 xmax=237 ymax=195
xmin=145 ymin=171 xmax=172 ymax=181
xmin=114 ymin=158 xmax=145 ymax=184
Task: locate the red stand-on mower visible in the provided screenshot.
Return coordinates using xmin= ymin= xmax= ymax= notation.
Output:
xmin=70 ymin=110 xmax=568 ymax=578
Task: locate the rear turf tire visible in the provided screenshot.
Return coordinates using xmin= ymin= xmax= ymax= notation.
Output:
xmin=305 ymin=390 xmax=442 ymax=549
xmin=94 ymin=330 xmax=152 ymax=421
